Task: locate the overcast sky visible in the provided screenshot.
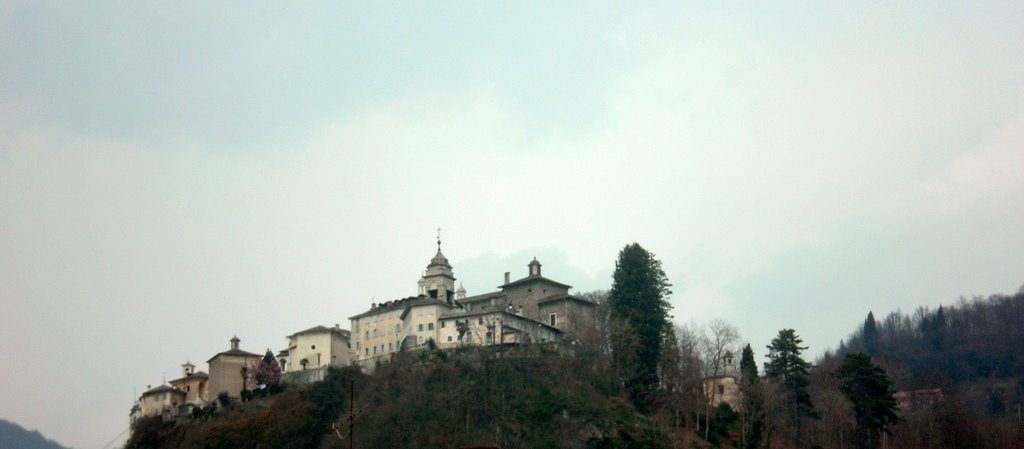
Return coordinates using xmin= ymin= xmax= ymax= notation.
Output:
xmin=2 ymin=2 xmax=1023 ymax=448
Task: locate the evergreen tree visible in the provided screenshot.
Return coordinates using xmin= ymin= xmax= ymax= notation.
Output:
xmin=740 ymin=343 xmax=758 ymax=384
xmin=863 ymin=311 xmax=878 ymax=355
xmin=837 ymin=353 xmax=900 ymax=449
xmin=765 ymin=329 xmax=818 ymax=441
xmin=927 ymin=305 xmax=947 ymax=351
xmin=738 ymin=344 xmax=764 ymax=449
xmin=609 ymin=243 xmax=672 ymax=411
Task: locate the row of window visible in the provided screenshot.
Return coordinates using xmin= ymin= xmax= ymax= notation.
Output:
xmin=363 ymin=323 xmax=404 ymax=340
xmin=364 ymin=341 xmax=397 ymax=356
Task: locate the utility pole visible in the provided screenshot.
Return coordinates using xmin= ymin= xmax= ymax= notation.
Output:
xmin=335 ymin=380 xmax=363 ymax=449
xmin=349 ymin=380 xmax=354 ymax=449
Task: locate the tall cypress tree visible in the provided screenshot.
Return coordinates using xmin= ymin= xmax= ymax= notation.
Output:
xmin=863 ymin=312 xmax=878 ymax=355
xmin=609 ymin=243 xmax=672 ymax=411
xmin=739 ymin=343 xmax=764 ymax=449
xmin=740 ymin=344 xmax=758 ymax=384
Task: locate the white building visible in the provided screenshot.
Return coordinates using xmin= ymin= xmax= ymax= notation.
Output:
xmin=349 ymin=241 xmax=595 ymax=371
xmin=279 ymin=325 xmax=352 ymax=372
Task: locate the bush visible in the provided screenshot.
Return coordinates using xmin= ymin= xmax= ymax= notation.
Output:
xmin=216 ymin=392 xmax=231 ymax=408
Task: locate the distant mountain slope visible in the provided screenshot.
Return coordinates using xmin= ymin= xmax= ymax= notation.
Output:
xmin=834 ymin=289 xmax=1024 ymax=388
xmin=0 ymin=419 xmax=73 ymax=449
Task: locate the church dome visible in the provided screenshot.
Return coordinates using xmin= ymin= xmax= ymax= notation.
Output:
xmin=430 ymin=249 xmax=450 ymax=266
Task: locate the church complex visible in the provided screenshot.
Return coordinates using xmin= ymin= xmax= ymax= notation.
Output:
xmin=132 ymin=238 xmax=597 ymax=420
xmin=349 ymin=239 xmax=597 ymax=370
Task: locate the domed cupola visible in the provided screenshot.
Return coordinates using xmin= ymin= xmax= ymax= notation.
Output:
xmin=430 ymin=249 xmax=451 ymax=268
xmin=420 ymin=229 xmax=456 ymax=301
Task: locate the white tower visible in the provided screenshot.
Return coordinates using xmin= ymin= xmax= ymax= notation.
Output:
xmin=420 ymin=229 xmax=456 ymax=302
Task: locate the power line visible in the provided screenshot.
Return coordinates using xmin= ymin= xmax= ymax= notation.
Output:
xmin=99 ymin=426 xmax=131 ymax=449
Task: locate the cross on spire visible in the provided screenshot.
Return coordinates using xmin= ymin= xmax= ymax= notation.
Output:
xmin=436 ymin=227 xmax=441 ymax=250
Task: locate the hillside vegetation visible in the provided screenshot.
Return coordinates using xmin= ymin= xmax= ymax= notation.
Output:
xmin=805 ymin=290 xmax=1024 ymax=449
xmin=127 ymin=345 xmax=681 ymax=449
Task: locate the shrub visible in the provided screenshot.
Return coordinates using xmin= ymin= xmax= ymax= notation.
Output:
xmin=217 ymin=392 xmax=231 ymax=408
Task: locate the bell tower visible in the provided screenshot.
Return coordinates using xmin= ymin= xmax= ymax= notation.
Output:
xmin=420 ymin=228 xmax=456 ymax=302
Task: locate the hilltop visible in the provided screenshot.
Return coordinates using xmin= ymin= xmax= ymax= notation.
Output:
xmin=0 ymin=419 xmax=74 ymax=449
xmin=127 ymin=344 xmax=696 ymax=449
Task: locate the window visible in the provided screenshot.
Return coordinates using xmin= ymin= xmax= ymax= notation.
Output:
xmin=388 ymin=342 xmax=392 ymax=351
xmin=365 ymin=348 xmax=369 ymax=356
xmin=428 ymin=323 xmax=434 ymax=330
xmin=485 ymin=331 xmax=493 ymax=345
xmin=365 ymin=331 xmax=369 ymax=340
xmin=478 ymin=317 xmax=483 ymax=325
xmin=549 ymin=313 xmax=557 ymax=326
xmin=718 ymin=385 xmax=725 ymax=394
xmin=310 ymin=344 xmax=316 ymax=350
xmin=441 ymin=321 xmax=446 ymax=328
xmin=447 ymin=336 xmax=452 ymax=342
xmin=418 ymin=324 xmax=423 ymax=331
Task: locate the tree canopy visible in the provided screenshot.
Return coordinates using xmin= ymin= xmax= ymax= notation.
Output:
xmin=765 ymin=328 xmax=818 ymax=439
xmin=837 ymin=352 xmax=900 ymax=449
xmin=609 ymin=243 xmax=672 ymax=410
xmin=863 ymin=312 xmax=878 ymax=356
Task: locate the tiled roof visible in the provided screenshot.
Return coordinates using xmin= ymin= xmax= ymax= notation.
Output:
xmin=457 ymin=291 xmax=505 ymax=304
xmin=287 ymin=325 xmax=350 ymax=339
xmin=537 ymin=294 xmax=596 ymax=306
xmin=142 ymin=384 xmax=184 ymax=396
xmin=349 ymin=295 xmax=452 ymax=320
xmin=169 ymin=371 xmax=208 ymax=385
xmin=499 ymin=274 xmax=572 ymax=290
xmin=206 ymin=348 xmax=262 ymax=363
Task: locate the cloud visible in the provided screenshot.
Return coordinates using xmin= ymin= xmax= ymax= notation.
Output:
xmin=917 ymin=112 xmax=1024 ymax=214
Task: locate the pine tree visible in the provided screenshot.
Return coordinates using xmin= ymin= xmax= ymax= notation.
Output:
xmin=837 ymin=353 xmax=900 ymax=449
xmin=609 ymin=243 xmax=672 ymax=411
xmin=863 ymin=311 xmax=878 ymax=355
xmin=765 ymin=329 xmax=818 ymax=441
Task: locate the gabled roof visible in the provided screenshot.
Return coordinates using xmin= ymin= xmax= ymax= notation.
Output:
xmin=142 ymin=384 xmax=185 ymax=397
xmin=457 ymin=291 xmax=505 ymax=304
xmin=499 ymin=274 xmax=572 ymax=290
xmin=536 ymin=294 xmax=596 ymax=306
xmin=286 ymin=325 xmax=350 ymax=339
xmin=349 ymin=295 xmax=453 ymax=320
xmin=206 ymin=348 xmax=261 ymax=363
xmin=169 ymin=371 xmax=209 ymax=385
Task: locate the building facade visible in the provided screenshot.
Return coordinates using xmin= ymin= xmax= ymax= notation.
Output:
xmin=703 ymin=352 xmax=743 ymax=409
xmin=280 ymin=325 xmax=352 ymax=372
xmin=207 ymin=336 xmax=262 ymax=399
xmin=168 ymin=361 xmax=209 ymax=408
xmin=139 ymin=384 xmax=186 ymax=418
xmin=349 ymin=243 xmax=595 ymax=371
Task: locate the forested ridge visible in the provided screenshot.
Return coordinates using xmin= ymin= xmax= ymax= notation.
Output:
xmin=0 ymin=419 xmax=73 ymax=449
xmin=832 ymin=289 xmax=1024 ymax=387
xmin=806 ymin=288 xmax=1024 ymax=449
